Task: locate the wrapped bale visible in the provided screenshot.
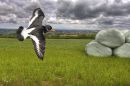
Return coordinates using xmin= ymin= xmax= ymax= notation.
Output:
xmin=114 ymin=43 xmax=130 ymax=58
xmin=125 ymin=31 xmax=130 ymax=43
xmin=85 ymin=41 xmax=112 ymax=57
xmin=121 ymin=29 xmax=129 ymax=35
xmin=95 ymin=29 xmax=125 ymax=48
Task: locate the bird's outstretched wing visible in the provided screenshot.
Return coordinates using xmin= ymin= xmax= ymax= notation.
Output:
xmin=29 ymin=33 xmax=45 ymax=60
xmin=28 ymin=8 xmax=45 ymax=29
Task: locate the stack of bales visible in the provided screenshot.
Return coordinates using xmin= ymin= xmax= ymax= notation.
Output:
xmin=85 ymin=29 xmax=130 ymax=58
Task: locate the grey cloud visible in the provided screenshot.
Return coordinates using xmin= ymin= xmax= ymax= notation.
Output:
xmin=0 ymin=0 xmax=27 ymax=23
xmin=0 ymin=0 xmax=56 ymax=24
xmin=104 ymin=2 xmax=130 ymax=16
xmin=57 ymin=0 xmax=130 ymax=20
xmin=0 ymin=13 xmax=17 ymax=23
xmin=40 ymin=0 xmax=57 ymax=16
xmin=8 ymin=19 xmax=17 ymax=24
xmin=1 ymin=0 xmax=130 ymax=26
xmin=0 ymin=2 xmax=15 ymax=15
xmin=96 ymin=17 xmax=114 ymax=25
xmin=57 ymin=0 xmax=106 ymax=19
xmin=24 ymin=2 xmax=40 ymax=13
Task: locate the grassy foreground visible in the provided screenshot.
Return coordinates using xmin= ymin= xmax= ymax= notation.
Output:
xmin=0 ymin=38 xmax=129 ymax=86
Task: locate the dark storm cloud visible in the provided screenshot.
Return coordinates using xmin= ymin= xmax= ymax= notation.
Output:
xmin=8 ymin=19 xmax=17 ymax=24
xmin=96 ymin=16 xmax=114 ymax=25
xmin=0 ymin=0 xmax=56 ymax=23
xmin=104 ymin=2 xmax=130 ymax=16
xmin=57 ymin=0 xmax=130 ymax=20
xmin=24 ymin=2 xmax=40 ymax=13
xmin=57 ymin=0 xmax=106 ymax=19
xmin=1 ymin=0 xmax=130 ymax=25
xmin=0 ymin=1 xmax=15 ymax=15
xmin=0 ymin=0 xmax=30 ymax=23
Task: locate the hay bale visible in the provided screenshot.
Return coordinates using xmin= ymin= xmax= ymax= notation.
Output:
xmin=85 ymin=40 xmax=112 ymax=57
xmin=113 ymin=43 xmax=130 ymax=58
xmin=125 ymin=31 xmax=130 ymax=43
xmin=95 ymin=29 xmax=125 ymax=48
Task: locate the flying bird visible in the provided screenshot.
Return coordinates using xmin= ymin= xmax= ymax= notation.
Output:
xmin=16 ymin=8 xmax=55 ymax=60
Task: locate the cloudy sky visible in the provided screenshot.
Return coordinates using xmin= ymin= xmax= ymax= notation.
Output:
xmin=0 ymin=0 xmax=130 ymax=29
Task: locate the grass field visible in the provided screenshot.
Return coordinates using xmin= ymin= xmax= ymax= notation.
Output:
xmin=0 ymin=38 xmax=130 ymax=86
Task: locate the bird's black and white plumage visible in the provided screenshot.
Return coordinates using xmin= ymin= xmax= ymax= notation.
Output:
xmin=16 ymin=8 xmax=54 ymax=60
xmin=28 ymin=8 xmax=45 ymax=28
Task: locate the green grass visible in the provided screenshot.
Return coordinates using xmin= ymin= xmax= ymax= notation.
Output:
xmin=0 ymin=38 xmax=130 ymax=86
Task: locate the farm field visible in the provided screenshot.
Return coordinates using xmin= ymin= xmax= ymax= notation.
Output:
xmin=0 ymin=38 xmax=129 ymax=86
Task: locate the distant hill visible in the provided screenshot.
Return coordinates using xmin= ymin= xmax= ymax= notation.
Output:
xmin=0 ymin=29 xmax=16 ymax=35
xmin=0 ymin=29 xmax=99 ymax=34
xmin=0 ymin=29 xmax=98 ymax=39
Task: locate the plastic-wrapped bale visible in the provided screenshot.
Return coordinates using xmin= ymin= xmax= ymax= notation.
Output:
xmin=85 ymin=41 xmax=112 ymax=57
xmin=125 ymin=31 xmax=130 ymax=43
xmin=121 ymin=29 xmax=129 ymax=35
xmin=95 ymin=29 xmax=125 ymax=48
xmin=113 ymin=43 xmax=130 ymax=58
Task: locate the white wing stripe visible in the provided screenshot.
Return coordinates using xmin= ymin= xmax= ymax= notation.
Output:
xmin=21 ymin=28 xmax=35 ymax=40
xmin=26 ymin=28 xmax=35 ymax=33
xmin=28 ymin=11 xmax=38 ymax=27
xmin=21 ymin=28 xmax=29 ymax=40
xmin=29 ymin=35 xmax=42 ymax=55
